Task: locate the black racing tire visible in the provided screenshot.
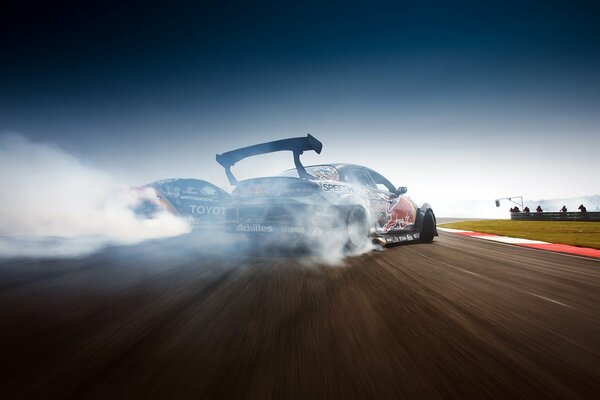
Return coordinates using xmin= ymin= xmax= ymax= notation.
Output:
xmin=346 ymin=207 xmax=370 ymax=251
xmin=420 ymin=211 xmax=435 ymax=243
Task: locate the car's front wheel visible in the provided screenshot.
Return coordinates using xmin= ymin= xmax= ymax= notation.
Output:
xmin=420 ymin=210 xmax=436 ymax=243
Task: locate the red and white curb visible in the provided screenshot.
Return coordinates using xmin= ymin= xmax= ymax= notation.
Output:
xmin=437 ymin=227 xmax=600 ymax=259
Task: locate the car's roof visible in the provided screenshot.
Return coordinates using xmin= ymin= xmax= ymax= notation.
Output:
xmin=282 ymin=163 xmax=376 ymax=174
xmin=303 ymin=163 xmax=366 ymax=169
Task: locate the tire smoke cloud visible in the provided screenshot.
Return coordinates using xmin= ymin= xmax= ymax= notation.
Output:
xmin=0 ymin=133 xmax=191 ymax=258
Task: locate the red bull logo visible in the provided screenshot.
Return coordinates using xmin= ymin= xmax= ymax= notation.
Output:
xmin=384 ymin=196 xmax=416 ymax=232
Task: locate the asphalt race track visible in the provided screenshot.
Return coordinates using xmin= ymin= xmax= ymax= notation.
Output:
xmin=1 ymin=229 xmax=599 ymax=399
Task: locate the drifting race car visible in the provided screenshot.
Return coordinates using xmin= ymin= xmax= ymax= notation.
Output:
xmin=135 ymin=178 xmax=230 ymax=226
xmin=216 ymin=135 xmax=437 ymax=249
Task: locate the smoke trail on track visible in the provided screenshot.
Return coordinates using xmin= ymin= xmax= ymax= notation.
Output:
xmin=0 ymin=133 xmax=191 ymax=258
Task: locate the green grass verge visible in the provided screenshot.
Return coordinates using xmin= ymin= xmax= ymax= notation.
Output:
xmin=439 ymin=220 xmax=600 ymax=250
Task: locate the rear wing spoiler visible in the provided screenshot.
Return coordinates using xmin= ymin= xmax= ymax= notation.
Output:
xmin=216 ymin=134 xmax=323 ymax=185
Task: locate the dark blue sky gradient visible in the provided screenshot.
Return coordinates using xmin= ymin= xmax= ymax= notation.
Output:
xmin=3 ymin=1 xmax=600 ymax=89
xmin=1 ymin=0 xmax=599 ymax=209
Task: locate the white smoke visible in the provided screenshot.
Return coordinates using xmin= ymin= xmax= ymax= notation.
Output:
xmin=303 ymin=215 xmax=374 ymax=266
xmin=239 ymin=204 xmax=374 ymax=266
xmin=0 ymin=133 xmax=191 ymax=257
xmin=294 ymin=228 xmax=373 ymax=267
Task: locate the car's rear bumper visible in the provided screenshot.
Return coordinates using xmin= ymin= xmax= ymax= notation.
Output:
xmin=224 ymin=203 xmax=338 ymax=235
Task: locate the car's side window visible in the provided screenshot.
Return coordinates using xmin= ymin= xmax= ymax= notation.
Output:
xmin=375 ymin=183 xmax=390 ymax=192
xmin=368 ymin=170 xmax=396 ymax=193
xmin=342 ymin=168 xmax=376 ymax=188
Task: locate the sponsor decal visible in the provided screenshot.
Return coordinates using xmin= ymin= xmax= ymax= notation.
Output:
xmin=370 ymin=195 xmax=389 ymax=213
xmin=180 ymin=195 xmax=215 ymax=201
xmin=308 ymin=166 xmax=339 ymax=181
xmin=322 ymin=183 xmax=347 ymax=192
xmin=236 ymin=224 xmax=274 ymax=233
xmin=383 ymin=196 xmax=416 ymax=232
xmin=200 ymin=186 xmax=217 ymax=196
xmin=321 ymin=183 xmax=377 ymax=198
xmin=189 ymin=205 xmax=225 ymax=215
xmin=383 ymin=232 xmax=420 ymax=243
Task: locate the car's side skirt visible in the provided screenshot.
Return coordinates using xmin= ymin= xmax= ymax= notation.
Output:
xmin=377 ymin=231 xmax=420 ymax=245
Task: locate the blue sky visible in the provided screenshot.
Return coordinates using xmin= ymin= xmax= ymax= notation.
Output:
xmin=1 ymin=0 xmax=599 ymax=216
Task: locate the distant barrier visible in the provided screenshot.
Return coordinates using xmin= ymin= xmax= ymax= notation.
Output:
xmin=510 ymin=212 xmax=600 ymax=221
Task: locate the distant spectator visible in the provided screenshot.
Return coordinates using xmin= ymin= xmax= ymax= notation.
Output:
xmin=536 ymin=205 xmax=543 ymax=212
xmin=578 ymin=204 xmax=587 ymax=213
xmin=523 ymin=206 xmax=530 ymax=213
xmin=509 ymin=207 xmax=515 ymax=212
xmin=513 ymin=206 xmax=520 ymax=212
xmin=560 ymin=205 xmax=567 ymax=212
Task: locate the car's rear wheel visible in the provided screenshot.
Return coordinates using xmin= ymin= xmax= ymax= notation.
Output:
xmin=346 ymin=207 xmax=370 ymax=250
xmin=420 ymin=211 xmax=435 ymax=243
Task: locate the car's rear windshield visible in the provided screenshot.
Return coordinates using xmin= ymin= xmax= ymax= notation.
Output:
xmin=280 ymin=165 xmax=340 ymax=181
